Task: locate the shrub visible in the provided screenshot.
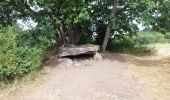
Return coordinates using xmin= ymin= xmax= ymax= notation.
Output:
xmin=136 ymin=31 xmax=166 ymax=44
xmin=165 ymin=32 xmax=170 ymax=39
xmin=16 ymin=26 xmax=57 ymax=50
xmin=107 ymin=35 xmax=156 ymax=56
xmin=0 ymin=25 xmax=56 ymax=82
xmin=79 ymin=34 xmax=94 ymax=44
xmin=107 ymin=36 xmax=137 ymax=52
xmin=165 ymin=32 xmax=170 ymax=43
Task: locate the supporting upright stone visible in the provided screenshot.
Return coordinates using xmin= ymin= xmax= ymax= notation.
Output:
xmin=94 ymin=52 xmax=102 ymax=61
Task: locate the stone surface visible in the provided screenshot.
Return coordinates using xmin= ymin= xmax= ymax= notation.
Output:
xmin=58 ymin=58 xmax=73 ymax=68
xmin=94 ymin=52 xmax=102 ymax=61
xmin=59 ymin=44 xmax=100 ymax=57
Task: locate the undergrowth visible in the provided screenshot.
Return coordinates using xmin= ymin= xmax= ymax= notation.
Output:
xmin=106 ymin=31 xmax=163 ymax=56
xmin=136 ymin=31 xmax=166 ymax=44
xmin=0 ymin=25 xmax=56 ymax=83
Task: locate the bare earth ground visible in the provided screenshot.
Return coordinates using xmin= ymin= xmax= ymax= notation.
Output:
xmin=0 ymin=44 xmax=170 ymax=100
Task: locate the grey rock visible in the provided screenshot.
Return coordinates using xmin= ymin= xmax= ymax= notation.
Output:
xmin=59 ymin=44 xmax=100 ymax=57
xmin=94 ymin=52 xmax=102 ymax=61
xmin=58 ymin=58 xmax=73 ymax=68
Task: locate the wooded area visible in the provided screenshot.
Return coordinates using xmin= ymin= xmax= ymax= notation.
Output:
xmin=1 ymin=1 xmax=170 ymax=100
xmin=0 ymin=0 xmax=170 ymax=85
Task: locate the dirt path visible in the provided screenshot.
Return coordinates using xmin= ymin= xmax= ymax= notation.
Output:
xmin=1 ymin=44 xmax=170 ymax=100
xmin=125 ymin=54 xmax=170 ymax=100
xmin=1 ymin=54 xmax=155 ymax=100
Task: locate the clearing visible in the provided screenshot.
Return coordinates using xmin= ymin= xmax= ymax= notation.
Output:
xmin=0 ymin=44 xmax=170 ymax=100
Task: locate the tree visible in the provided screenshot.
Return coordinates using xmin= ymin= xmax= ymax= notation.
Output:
xmin=0 ymin=0 xmax=91 ymax=45
xmin=0 ymin=0 xmax=169 ymax=52
xmin=90 ymin=0 xmax=154 ymax=52
xmin=143 ymin=0 xmax=170 ymax=33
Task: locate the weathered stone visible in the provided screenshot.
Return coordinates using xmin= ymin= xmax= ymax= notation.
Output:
xmin=58 ymin=58 xmax=73 ymax=68
xmin=94 ymin=52 xmax=102 ymax=61
xmin=59 ymin=44 xmax=100 ymax=57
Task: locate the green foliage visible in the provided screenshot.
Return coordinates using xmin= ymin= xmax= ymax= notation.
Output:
xmin=147 ymin=0 xmax=170 ymax=33
xmin=0 ymin=26 xmax=40 ymax=81
xmin=165 ymin=32 xmax=170 ymax=39
xmin=0 ymin=25 xmax=56 ymax=82
xmin=107 ymin=36 xmax=135 ymax=52
xmin=16 ymin=26 xmax=57 ymax=50
xmin=165 ymin=32 xmax=170 ymax=43
xmin=1 ymin=0 xmax=169 ymax=47
xmin=107 ymin=35 xmax=156 ymax=56
xmin=136 ymin=31 xmax=166 ymax=45
xmin=0 ymin=0 xmax=169 ymax=84
xmin=107 ymin=31 xmax=167 ymax=55
xmin=79 ymin=34 xmax=94 ymax=45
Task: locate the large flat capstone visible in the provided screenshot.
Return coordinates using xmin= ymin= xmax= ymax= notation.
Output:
xmin=59 ymin=44 xmax=100 ymax=57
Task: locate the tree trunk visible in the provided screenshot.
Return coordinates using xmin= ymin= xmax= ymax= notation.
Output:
xmin=58 ymin=24 xmax=83 ymax=46
xmin=59 ymin=24 xmax=67 ymax=45
xmin=101 ymin=23 xmax=111 ymax=52
xmin=101 ymin=0 xmax=120 ymax=52
xmin=68 ymin=24 xmax=83 ymax=45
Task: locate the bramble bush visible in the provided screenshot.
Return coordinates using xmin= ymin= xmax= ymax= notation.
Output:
xmin=0 ymin=25 xmax=56 ymax=82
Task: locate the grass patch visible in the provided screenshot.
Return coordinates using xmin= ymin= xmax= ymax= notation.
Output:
xmin=120 ymin=45 xmax=156 ymax=56
xmin=108 ymin=45 xmax=156 ymax=56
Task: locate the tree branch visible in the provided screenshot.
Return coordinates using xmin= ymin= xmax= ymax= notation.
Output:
xmin=112 ymin=6 xmax=128 ymax=15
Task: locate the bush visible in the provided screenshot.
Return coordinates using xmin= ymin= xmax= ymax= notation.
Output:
xmin=107 ymin=36 xmax=136 ymax=52
xmin=165 ymin=32 xmax=170 ymax=39
xmin=165 ymin=32 xmax=170 ymax=43
xmin=136 ymin=31 xmax=166 ymax=45
xmin=107 ymin=35 xmax=156 ymax=56
xmin=16 ymin=26 xmax=57 ymax=50
xmin=79 ymin=34 xmax=94 ymax=44
xmin=0 ymin=25 xmax=56 ymax=82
